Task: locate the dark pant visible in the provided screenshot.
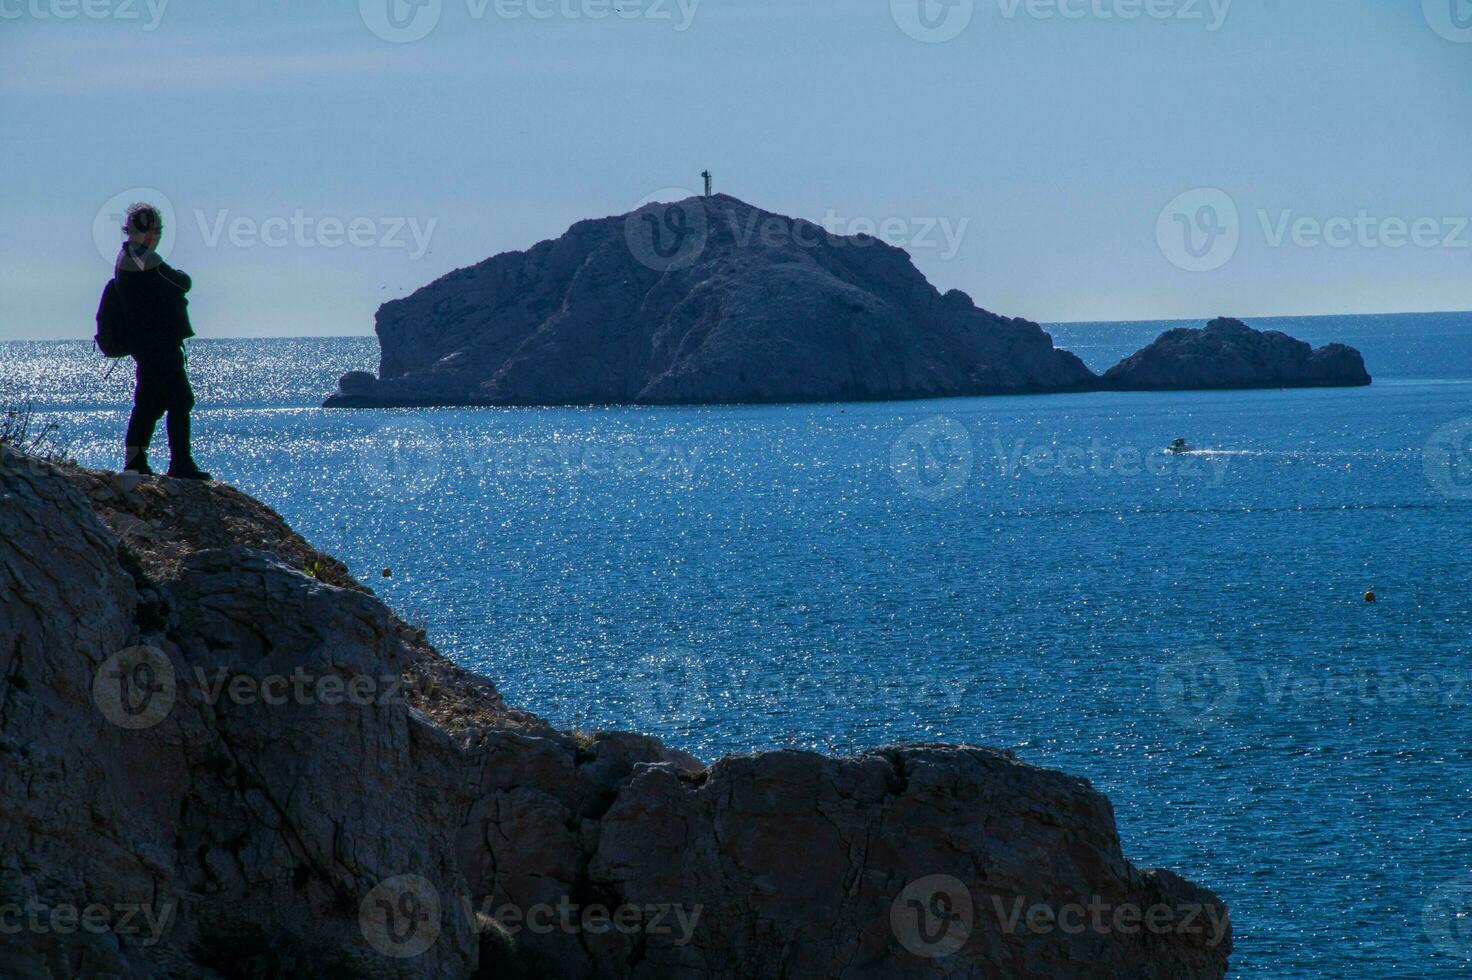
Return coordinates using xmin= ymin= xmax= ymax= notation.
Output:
xmin=125 ymin=357 xmax=196 ymax=467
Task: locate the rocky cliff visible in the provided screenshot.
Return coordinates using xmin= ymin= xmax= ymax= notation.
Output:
xmin=1102 ymin=317 xmax=1372 ymax=391
xmin=325 ymin=195 xmax=1097 ymax=407
xmin=0 ymin=447 xmax=1231 ymax=979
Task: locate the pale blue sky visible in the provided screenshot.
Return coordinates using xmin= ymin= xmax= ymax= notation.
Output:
xmin=2 ymin=0 xmax=1469 ymax=341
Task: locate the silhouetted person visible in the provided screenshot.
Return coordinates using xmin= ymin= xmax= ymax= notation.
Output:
xmin=115 ymin=203 xmax=211 ymax=480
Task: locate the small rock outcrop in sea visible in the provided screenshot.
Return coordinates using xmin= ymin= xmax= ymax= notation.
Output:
xmin=325 ymin=195 xmax=1097 ymax=407
xmin=0 ymin=447 xmax=1232 ymax=978
xmin=1101 ymin=316 xmax=1372 ymax=391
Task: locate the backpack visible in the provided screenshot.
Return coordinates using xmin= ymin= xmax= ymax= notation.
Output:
xmin=95 ymin=279 xmax=132 ymax=358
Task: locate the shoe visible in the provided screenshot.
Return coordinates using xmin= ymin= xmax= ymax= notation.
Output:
xmin=167 ymin=463 xmax=213 ymax=481
xmin=124 ymin=453 xmax=154 ymax=475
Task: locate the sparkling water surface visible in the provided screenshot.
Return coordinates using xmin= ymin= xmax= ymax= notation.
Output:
xmin=6 ymin=312 xmax=1471 ymax=978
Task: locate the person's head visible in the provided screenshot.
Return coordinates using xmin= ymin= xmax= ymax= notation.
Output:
xmin=124 ymin=203 xmax=163 ymax=249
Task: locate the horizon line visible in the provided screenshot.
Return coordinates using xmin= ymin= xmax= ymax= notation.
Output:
xmin=5 ymin=307 xmax=1471 ymax=345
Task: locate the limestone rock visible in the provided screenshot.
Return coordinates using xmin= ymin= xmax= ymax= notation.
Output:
xmin=462 ymin=741 xmax=1231 ymax=979
xmin=0 ymin=453 xmax=486 ymax=978
xmin=1102 ymin=317 xmax=1371 ymax=390
xmin=324 ymin=196 xmax=1097 ymax=407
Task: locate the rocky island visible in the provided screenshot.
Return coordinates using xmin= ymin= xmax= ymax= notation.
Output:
xmin=325 ymin=195 xmax=1369 ymax=408
xmin=1103 ymin=317 xmax=1372 ymax=390
xmin=325 ymin=195 xmax=1098 ymax=408
xmin=0 ymin=447 xmax=1232 ymax=978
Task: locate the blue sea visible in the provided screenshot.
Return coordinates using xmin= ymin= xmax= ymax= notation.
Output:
xmin=5 ymin=312 xmax=1471 ymax=978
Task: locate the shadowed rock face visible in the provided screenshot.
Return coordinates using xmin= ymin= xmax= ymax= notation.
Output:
xmin=325 ymin=195 xmax=1097 ymax=407
xmin=464 ymin=737 xmax=1232 ymax=979
xmin=0 ymin=447 xmax=1230 ymax=979
xmin=1101 ymin=317 xmax=1372 ymax=391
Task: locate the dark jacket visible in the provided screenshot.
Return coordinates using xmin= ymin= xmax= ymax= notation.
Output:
xmin=114 ymin=242 xmax=194 ymax=366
